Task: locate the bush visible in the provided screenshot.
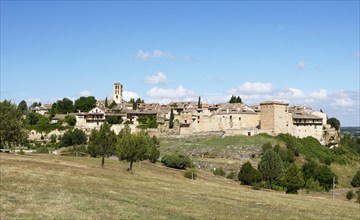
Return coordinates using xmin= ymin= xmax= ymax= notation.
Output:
xmin=61 ymin=145 xmax=88 ymax=157
xmin=36 ymin=146 xmax=49 ymax=154
xmin=351 ymin=170 xmax=360 ymax=187
xmin=324 ymin=157 xmax=332 ymax=166
xmin=213 ymin=167 xmax=226 ymax=176
xmin=184 ymin=169 xmax=196 ymax=180
xmin=346 ymin=191 xmax=354 ymax=200
xmin=60 ymin=129 xmax=87 ymax=147
xmin=262 ymin=142 xmax=272 ymax=154
xmin=304 ymin=178 xmax=323 ymax=192
xmin=226 ymin=171 xmax=237 ymax=180
xmin=238 ymin=161 xmax=262 ymax=185
xmin=161 ymin=154 xmax=193 ymax=169
xmin=64 ymin=115 xmax=76 ymax=126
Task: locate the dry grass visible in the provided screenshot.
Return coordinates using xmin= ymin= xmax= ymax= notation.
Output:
xmin=1 ymin=154 xmax=359 ymax=220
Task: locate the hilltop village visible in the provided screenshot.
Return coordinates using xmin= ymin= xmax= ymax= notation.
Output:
xmin=30 ymin=83 xmax=339 ymax=146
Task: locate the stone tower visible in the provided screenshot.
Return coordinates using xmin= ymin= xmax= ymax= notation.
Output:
xmin=260 ymin=101 xmax=289 ymax=134
xmin=113 ymin=83 xmax=123 ymax=104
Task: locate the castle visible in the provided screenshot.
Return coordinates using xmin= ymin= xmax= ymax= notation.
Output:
xmin=45 ymin=83 xmax=337 ymax=146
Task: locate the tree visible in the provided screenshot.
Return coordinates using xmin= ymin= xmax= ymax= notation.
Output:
xmin=258 ymin=149 xmax=283 ymax=189
xmin=108 ymin=101 xmax=117 ymax=109
xmin=327 ymin=117 xmax=340 ymax=130
xmin=88 ymin=123 xmax=117 ymax=168
xmin=238 ymin=161 xmax=262 ymax=185
xmin=106 ymin=116 xmax=123 ymax=124
xmin=302 ymin=161 xmax=337 ymax=191
xmin=60 ymin=129 xmax=87 ymax=147
xmin=0 ymin=100 xmax=27 ymax=147
xmin=116 ymin=130 xmax=149 ymax=172
xmin=351 ymin=170 xmax=360 ymax=187
xmin=261 ymin=142 xmax=272 ymax=154
xmin=147 ymin=135 xmax=160 ymax=163
xmin=30 ymin=102 xmax=40 ymax=108
xmin=64 ymin=115 xmax=76 ymax=126
xmin=282 ymin=163 xmax=305 ymax=194
xmin=74 ymin=96 xmax=96 ymax=112
xmin=27 ymin=112 xmax=40 ymax=125
xmin=169 ymin=108 xmax=174 ymax=129
xmin=198 ymin=96 xmax=201 ymax=108
xmin=229 ymin=95 xmax=242 ymax=103
xmin=54 ymin=98 xmax=74 ymax=114
xmin=17 ymin=100 xmax=28 ymax=113
xmin=105 ymin=97 xmax=108 ymax=108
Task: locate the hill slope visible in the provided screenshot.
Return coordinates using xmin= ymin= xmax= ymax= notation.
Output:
xmin=1 ymin=154 xmax=359 ymax=219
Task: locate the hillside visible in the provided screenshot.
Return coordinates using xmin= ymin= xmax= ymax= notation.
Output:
xmin=160 ymin=134 xmax=360 ymax=188
xmin=1 ymin=154 xmax=359 ymax=219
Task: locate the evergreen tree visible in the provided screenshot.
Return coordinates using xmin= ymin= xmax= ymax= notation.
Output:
xmin=351 ymin=170 xmax=360 ymax=187
xmin=169 ymin=108 xmax=174 ymax=129
xmin=17 ymin=100 xmax=28 ymax=113
xmin=88 ymin=123 xmax=117 ymax=168
xmin=282 ymin=163 xmax=305 ymax=194
xmin=198 ymin=96 xmax=201 ymax=108
xmin=258 ymin=149 xmax=284 ymax=189
xmin=238 ymin=161 xmax=262 ymax=185
xmin=74 ymin=96 xmax=96 ymax=112
xmin=105 ymin=97 xmax=108 ymax=108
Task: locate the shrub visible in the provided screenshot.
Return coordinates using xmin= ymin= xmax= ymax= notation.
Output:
xmin=324 ymin=157 xmax=332 ymax=166
xmin=184 ymin=169 xmax=196 ymax=180
xmin=161 ymin=154 xmax=193 ymax=169
xmin=61 ymin=145 xmax=88 ymax=157
xmin=64 ymin=115 xmax=76 ymax=126
xmin=213 ymin=167 xmax=226 ymax=176
xmin=282 ymin=163 xmax=305 ymax=194
xmin=356 ymin=189 xmax=360 ymax=203
xmin=304 ymin=178 xmax=323 ymax=192
xmin=36 ymin=146 xmax=49 ymax=154
xmin=262 ymin=142 xmax=272 ymax=154
xmin=346 ymin=191 xmax=354 ymax=200
xmin=238 ymin=161 xmax=262 ymax=185
xmin=60 ymin=129 xmax=87 ymax=147
xmin=351 ymin=170 xmax=360 ymax=187
xmin=226 ymin=171 xmax=237 ymax=180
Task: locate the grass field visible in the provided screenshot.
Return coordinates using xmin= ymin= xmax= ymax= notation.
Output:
xmin=1 ymin=153 xmax=359 ymax=219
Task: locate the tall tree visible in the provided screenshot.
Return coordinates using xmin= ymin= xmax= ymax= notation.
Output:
xmin=88 ymin=123 xmax=117 ymax=167
xmin=169 ymin=108 xmax=174 ymax=129
xmin=282 ymin=163 xmax=305 ymax=194
xmin=0 ymin=100 xmax=27 ymax=147
xmin=105 ymin=97 xmax=108 ymax=108
xmin=17 ymin=100 xmax=28 ymax=113
xmin=238 ymin=161 xmax=262 ymax=185
xmin=198 ymin=96 xmax=201 ymax=108
xmin=74 ymin=96 xmax=97 ymax=112
xmin=258 ymin=149 xmax=284 ymax=189
xmin=116 ymin=129 xmax=151 ymax=172
xmin=55 ymin=98 xmax=74 ymax=114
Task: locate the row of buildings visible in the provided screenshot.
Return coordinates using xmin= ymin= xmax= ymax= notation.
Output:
xmin=30 ymin=83 xmax=338 ymax=146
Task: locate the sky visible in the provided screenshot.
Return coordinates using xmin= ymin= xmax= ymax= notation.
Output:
xmin=1 ymin=1 xmax=359 ymax=126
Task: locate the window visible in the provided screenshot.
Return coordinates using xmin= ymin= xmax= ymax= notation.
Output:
xmin=239 ymin=117 xmax=241 ymax=121
xmin=185 ymin=120 xmax=187 ymax=123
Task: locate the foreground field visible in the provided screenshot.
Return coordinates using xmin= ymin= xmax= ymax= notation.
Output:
xmin=1 ymin=154 xmax=359 ymax=219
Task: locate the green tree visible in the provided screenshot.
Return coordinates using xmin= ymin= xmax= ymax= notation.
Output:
xmin=282 ymin=163 xmax=305 ymax=194
xmin=238 ymin=161 xmax=262 ymax=185
xmin=27 ymin=112 xmax=40 ymax=125
xmin=262 ymin=142 xmax=273 ymax=154
xmin=17 ymin=100 xmax=28 ymax=113
xmin=88 ymin=123 xmax=117 ymax=168
xmin=116 ymin=130 xmax=149 ymax=172
xmin=106 ymin=116 xmax=123 ymax=124
xmin=351 ymin=170 xmax=360 ymax=187
xmin=105 ymin=97 xmax=108 ymax=108
xmin=169 ymin=108 xmax=174 ymax=129
xmin=74 ymin=96 xmax=97 ymax=112
xmin=54 ymin=98 xmax=74 ymax=114
xmin=258 ymin=149 xmax=284 ymax=189
xmin=147 ymin=135 xmax=160 ymax=163
xmin=229 ymin=95 xmax=242 ymax=103
xmin=108 ymin=101 xmax=117 ymax=109
xmin=60 ymin=129 xmax=87 ymax=147
xmin=64 ymin=115 xmax=76 ymax=126
xmin=316 ymin=165 xmax=337 ymax=191
xmin=327 ymin=117 xmax=340 ymax=130
xmin=0 ymin=100 xmax=27 ymax=147
xmin=198 ymin=96 xmax=201 ymax=108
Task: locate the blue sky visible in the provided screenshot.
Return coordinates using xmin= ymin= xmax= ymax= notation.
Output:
xmin=1 ymin=1 xmax=359 ymax=126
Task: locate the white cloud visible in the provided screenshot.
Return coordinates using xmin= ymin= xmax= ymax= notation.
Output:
xmin=145 ymin=72 xmax=168 ymax=84
xmin=331 ymin=97 xmax=354 ymax=107
xmin=79 ymin=90 xmax=92 ymax=97
xmin=123 ymin=91 xmax=140 ymax=101
xmin=297 ymin=60 xmax=305 ymax=69
xmin=146 ymin=85 xmax=195 ymax=104
xmin=135 ymin=49 xmax=175 ymax=61
xmin=26 ymin=98 xmax=41 ymax=104
xmin=230 ymin=82 xmax=273 ymax=94
xmin=310 ymin=89 xmax=328 ymax=99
